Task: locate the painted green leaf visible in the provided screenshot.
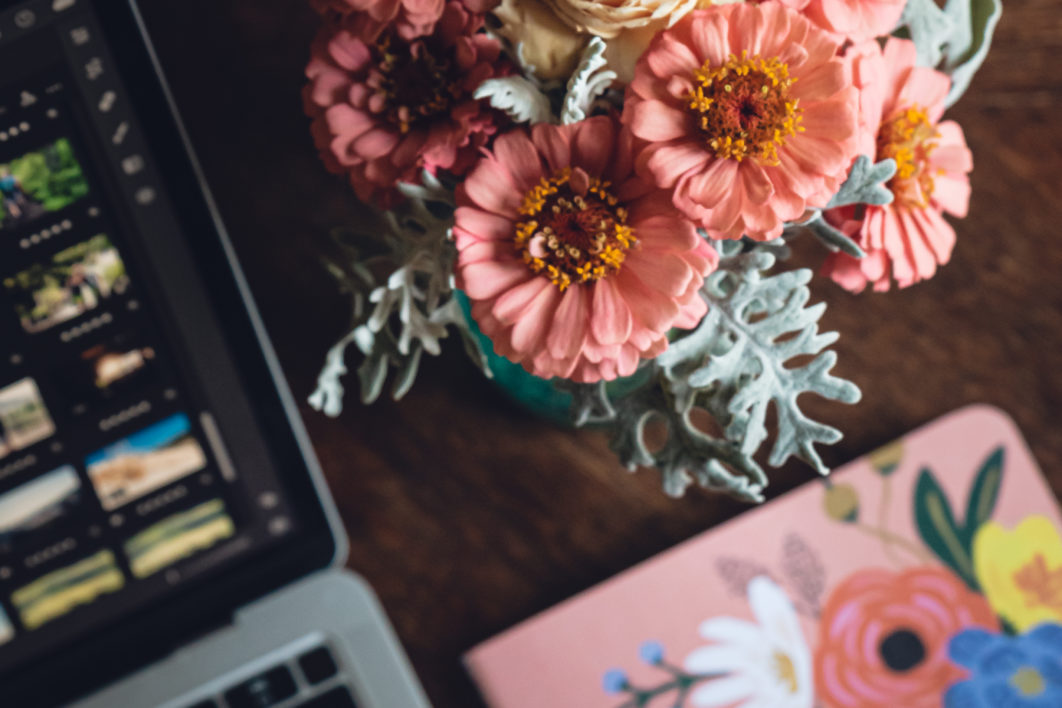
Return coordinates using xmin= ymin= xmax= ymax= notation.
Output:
xmin=962 ymin=447 xmax=1005 ymax=542
xmin=914 ymin=468 xmax=979 ymax=590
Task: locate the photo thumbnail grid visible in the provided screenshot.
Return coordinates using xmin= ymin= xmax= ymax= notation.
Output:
xmin=0 ymin=411 xmax=233 ymax=634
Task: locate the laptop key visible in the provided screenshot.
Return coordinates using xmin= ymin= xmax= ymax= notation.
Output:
xmin=298 ymin=646 xmax=339 ymax=684
xmin=298 ymin=686 xmax=359 ymax=708
xmin=224 ymin=665 xmax=298 ymax=708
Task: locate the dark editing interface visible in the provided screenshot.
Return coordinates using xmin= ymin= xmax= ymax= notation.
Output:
xmin=0 ymin=0 xmax=297 ymax=671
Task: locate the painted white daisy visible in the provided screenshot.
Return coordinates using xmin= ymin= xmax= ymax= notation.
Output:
xmin=684 ymin=576 xmax=813 ymax=708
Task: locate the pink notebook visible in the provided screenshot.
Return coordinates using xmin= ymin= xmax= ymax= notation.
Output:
xmin=465 ymin=405 xmax=1062 ymax=708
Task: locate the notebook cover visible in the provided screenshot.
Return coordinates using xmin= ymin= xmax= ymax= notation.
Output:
xmin=464 ymin=404 xmax=1062 ymax=707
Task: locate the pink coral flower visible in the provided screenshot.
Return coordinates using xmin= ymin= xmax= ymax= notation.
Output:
xmin=311 ymin=0 xmax=498 ymax=39
xmin=802 ymin=0 xmax=906 ymax=44
xmin=454 ymin=116 xmax=718 ymax=383
xmin=822 ymin=39 xmax=972 ymax=292
xmin=623 ymin=2 xmax=860 ymax=241
xmin=304 ymin=3 xmax=504 ymax=206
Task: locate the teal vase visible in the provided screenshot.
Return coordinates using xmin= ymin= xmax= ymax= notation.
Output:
xmin=456 ymin=291 xmax=648 ymax=425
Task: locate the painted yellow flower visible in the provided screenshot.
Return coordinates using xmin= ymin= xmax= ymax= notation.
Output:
xmin=972 ymin=515 xmax=1062 ymax=631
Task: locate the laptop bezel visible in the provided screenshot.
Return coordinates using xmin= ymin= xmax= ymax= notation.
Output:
xmin=0 ymin=0 xmax=349 ymax=703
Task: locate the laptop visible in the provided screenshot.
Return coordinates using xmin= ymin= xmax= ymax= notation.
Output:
xmin=0 ymin=1 xmax=430 ymax=706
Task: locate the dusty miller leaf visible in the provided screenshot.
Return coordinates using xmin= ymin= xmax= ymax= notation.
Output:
xmin=900 ymin=0 xmax=953 ymax=67
xmin=308 ymin=170 xmax=490 ymax=414
xmin=607 ymin=377 xmax=769 ymax=502
xmin=561 ymin=37 xmax=617 ymax=124
xmin=474 ymin=76 xmax=553 ymax=124
xmin=659 ymin=240 xmax=862 ymax=476
xmin=941 ymin=0 xmax=1002 ymax=107
xmin=827 ymin=156 xmax=896 ymax=209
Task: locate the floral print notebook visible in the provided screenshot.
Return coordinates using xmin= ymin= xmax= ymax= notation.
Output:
xmin=465 ymin=405 xmax=1062 ymax=708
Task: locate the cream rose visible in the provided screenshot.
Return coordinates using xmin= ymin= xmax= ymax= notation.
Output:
xmin=493 ymin=0 xmax=740 ymax=82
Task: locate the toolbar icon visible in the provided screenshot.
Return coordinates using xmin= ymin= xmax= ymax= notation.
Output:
xmin=98 ymin=90 xmax=116 ymax=112
xmin=112 ymin=121 xmax=129 ymax=145
xmin=70 ymin=26 xmax=90 ymax=45
xmin=121 ymin=155 xmax=145 ymax=176
xmin=85 ymin=58 xmax=104 ymax=81
xmin=14 ymin=10 xmax=35 ymax=29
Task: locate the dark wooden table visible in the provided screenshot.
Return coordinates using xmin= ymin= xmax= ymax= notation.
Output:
xmin=139 ymin=2 xmax=1062 ymax=705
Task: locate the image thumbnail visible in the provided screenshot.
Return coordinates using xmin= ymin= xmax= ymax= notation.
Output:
xmin=124 ymin=498 xmax=235 ymax=578
xmin=12 ymin=549 xmax=124 ymax=630
xmin=4 ymin=234 xmax=130 ymax=334
xmin=56 ymin=332 xmax=158 ymax=407
xmin=0 ymin=606 xmax=13 ymax=646
xmin=0 ymin=466 xmax=81 ymax=552
xmin=86 ymin=413 xmax=208 ymax=511
xmin=0 ymin=378 xmax=56 ymax=460
xmin=0 ymin=138 xmax=90 ymax=231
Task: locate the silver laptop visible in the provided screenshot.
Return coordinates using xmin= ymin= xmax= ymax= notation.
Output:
xmin=0 ymin=1 xmax=430 ymax=706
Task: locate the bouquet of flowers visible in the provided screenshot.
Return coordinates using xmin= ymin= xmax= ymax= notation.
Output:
xmin=302 ymin=0 xmax=1000 ymax=501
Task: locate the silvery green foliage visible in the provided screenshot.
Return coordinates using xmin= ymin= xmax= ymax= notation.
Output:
xmin=473 ymin=76 xmax=553 ymax=124
xmin=561 ymin=38 xmax=617 ymax=124
xmin=899 ymin=0 xmax=1002 ymax=106
xmin=570 ymin=239 xmax=861 ymax=501
xmin=308 ymin=172 xmax=489 ymax=415
xmin=939 ymin=0 xmax=1002 ymax=107
xmin=783 ymin=156 xmax=897 ymax=258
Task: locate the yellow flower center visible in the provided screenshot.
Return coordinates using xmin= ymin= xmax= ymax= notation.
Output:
xmin=1013 ymin=553 xmax=1062 ymax=612
xmin=772 ymin=651 xmax=798 ymax=693
xmin=877 ymin=106 xmax=941 ymax=208
xmin=684 ymin=51 xmax=803 ymax=165
xmin=1010 ymin=666 xmax=1046 ymax=697
xmin=372 ymin=35 xmax=461 ymax=134
xmin=515 ymin=167 xmax=636 ymax=291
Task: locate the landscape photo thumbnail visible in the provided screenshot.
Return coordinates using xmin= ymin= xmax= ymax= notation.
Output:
xmin=0 ymin=137 xmax=90 ymax=231
xmin=86 ymin=413 xmax=207 ymax=511
xmin=124 ymin=498 xmax=235 ymax=578
xmin=0 ymin=466 xmax=80 ymax=552
xmin=12 ymin=550 xmax=124 ymax=630
xmin=3 ymin=233 xmax=130 ymax=334
xmin=0 ymin=378 xmax=56 ymax=460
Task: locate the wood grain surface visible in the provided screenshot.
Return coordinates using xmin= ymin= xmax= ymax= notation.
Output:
xmin=137 ymin=2 xmax=1062 ymax=705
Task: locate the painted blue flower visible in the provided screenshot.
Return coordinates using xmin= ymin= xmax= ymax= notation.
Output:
xmin=602 ymin=668 xmax=628 ymax=695
xmin=946 ymin=623 xmax=1062 ymax=708
xmin=639 ymin=640 xmax=665 ymax=665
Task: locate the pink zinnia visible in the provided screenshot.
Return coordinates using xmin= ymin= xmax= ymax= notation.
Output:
xmin=454 ymin=116 xmax=718 ymax=383
xmin=623 ymin=2 xmax=860 ymax=241
xmin=310 ymin=0 xmax=497 ymax=39
xmin=802 ymin=0 xmax=906 ymax=44
xmin=304 ymin=3 xmax=504 ymax=206
xmin=822 ymin=39 xmax=972 ymax=292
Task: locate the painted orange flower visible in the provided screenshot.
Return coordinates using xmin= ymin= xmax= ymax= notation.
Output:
xmin=815 ymin=566 xmax=998 ymax=708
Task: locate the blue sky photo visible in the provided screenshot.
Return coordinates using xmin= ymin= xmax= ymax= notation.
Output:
xmin=85 ymin=413 xmax=191 ymax=468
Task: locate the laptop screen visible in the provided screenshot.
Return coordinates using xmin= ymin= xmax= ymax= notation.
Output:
xmin=0 ymin=0 xmax=325 ymax=680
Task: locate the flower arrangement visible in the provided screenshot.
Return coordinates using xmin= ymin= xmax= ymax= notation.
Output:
xmin=303 ymin=0 xmax=1001 ymax=500
xmin=601 ymin=447 xmax=1062 ymax=707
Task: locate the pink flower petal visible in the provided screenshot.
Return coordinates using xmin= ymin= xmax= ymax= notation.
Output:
xmin=638 ymin=142 xmax=710 ymax=188
xmin=630 ymin=101 xmax=690 ymax=142
xmin=492 ymin=276 xmax=550 ymax=325
xmin=591 ymin=279 xmax=634 ymax=346
xmin=532 ymin=123 xmax=572 ymax=174
xmin=458 ymin=260 xmax=531 ymax=300
xmin=493 ymin=130 xmax=544 ymax=193
xmin=547 ymin=286 xmax=588 ymax=360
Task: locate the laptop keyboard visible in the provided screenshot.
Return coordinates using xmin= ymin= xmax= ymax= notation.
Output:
xmin=184 ymin=644 xmax=358 ymax=708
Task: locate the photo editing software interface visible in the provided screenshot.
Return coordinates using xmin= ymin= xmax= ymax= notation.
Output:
xmin=0 ymin=0 xmax=297 ymax=672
